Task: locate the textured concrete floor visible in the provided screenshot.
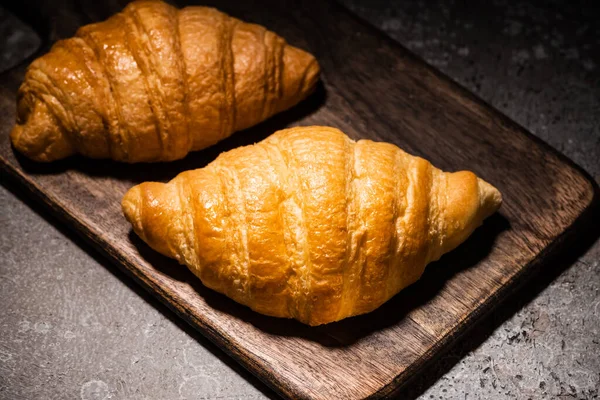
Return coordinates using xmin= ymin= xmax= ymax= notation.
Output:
xmin=1 ymin=1 xmax=599 ymax=399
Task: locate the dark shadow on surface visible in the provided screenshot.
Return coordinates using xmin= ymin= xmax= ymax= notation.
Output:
xmin=387 ymin=193 xmax=600 ymax=400
xmin=320 ymin=212 xmax=509 ymax=341
xmin=129 ymin=230 xmax=339 ymax=345
xmin=130 ymin=211 xmax=510 ymax=347
xmin=0 ymin=7 xmax=41 ymax=75
xmin=0 ymin=175 xmax=280 ymax=400
xmin=13 ymin=80 xmax=327 ymax=183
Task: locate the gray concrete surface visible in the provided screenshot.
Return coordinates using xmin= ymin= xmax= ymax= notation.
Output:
xmin=1 ymin=0 xmax=599 ymax=399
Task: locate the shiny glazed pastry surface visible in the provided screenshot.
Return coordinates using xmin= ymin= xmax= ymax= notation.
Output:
xmin=11 ymin=0 xmax=320 ymax=162
xmin=122 ymin=126 xmax=502 ymax=325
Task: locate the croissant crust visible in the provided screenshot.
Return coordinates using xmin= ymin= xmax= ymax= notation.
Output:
xmin=11 ymin=0 xmax=320 ymax=162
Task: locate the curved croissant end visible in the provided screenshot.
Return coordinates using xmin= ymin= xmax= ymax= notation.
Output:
xmin=122 ymin=127 xmax=502 ymax=325
xmin=11 ymin=97 xmax=75 ymax=162
xmin=11 ymin=0 xmax=320 ymax=163
xmin=434 ymin=171 xmax=502 ymax=260
xmin=122 ymin=182 xmax=185 ymax=261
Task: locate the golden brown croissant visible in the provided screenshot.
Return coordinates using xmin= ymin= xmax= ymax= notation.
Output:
xmin=122 ymin=126 xmax=502 ymax=325
xmin=11 ymin=0 xmax=319 ymax=162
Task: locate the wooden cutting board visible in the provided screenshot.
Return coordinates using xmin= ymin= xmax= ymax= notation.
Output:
xmin=0 ymin=0 xmax=596 ymax=398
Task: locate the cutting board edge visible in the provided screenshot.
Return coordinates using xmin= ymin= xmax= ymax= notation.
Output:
xmin=370 ymin=183 xmax=598 ymax=399
xmin=336 ymin=0 xmax=598 ymax=194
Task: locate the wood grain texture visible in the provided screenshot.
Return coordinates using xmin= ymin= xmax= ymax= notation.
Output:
xmin=0 ymin=0 xmax=596 ymax=399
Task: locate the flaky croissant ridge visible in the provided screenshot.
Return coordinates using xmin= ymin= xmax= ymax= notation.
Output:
xmin=11 ymin=0 xmax=319 ymax=163
xmin=122 ymin=126 xmax=502 ymax=325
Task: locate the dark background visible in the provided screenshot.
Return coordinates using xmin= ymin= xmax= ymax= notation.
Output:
xmin=1 ymin=0 xmax=598 ymax=399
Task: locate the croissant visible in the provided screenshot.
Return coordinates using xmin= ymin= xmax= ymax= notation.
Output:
xmin=10 ymin=0 xmax=319 ymax=163
xmin=122 ymin=126 xmax=502 ymax=325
